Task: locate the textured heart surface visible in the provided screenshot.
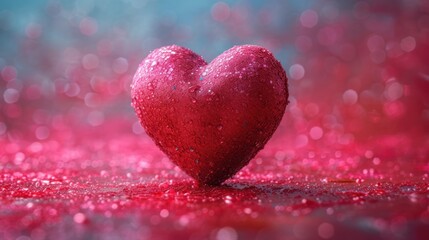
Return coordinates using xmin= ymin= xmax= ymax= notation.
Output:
xmin=131 ymin=45 xmax=288 ymax=185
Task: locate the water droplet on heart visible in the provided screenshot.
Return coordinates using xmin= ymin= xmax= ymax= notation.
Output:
xmin=188 ymin=85 xmax=201 ymax=93
xmin=189 ymin=148 xmax=195 ymax=152
xmin=217 ymin=125 xmax=223 ymax=130
xmin=151 ymin=61 xmax=157 ymax=67
xmin=147 ymin=83 xmax=154 ymax=90
xmin=191 ymin=98 xmax=197 ymax=103
xmin=195 ymin=159 xmax=199 ymax=164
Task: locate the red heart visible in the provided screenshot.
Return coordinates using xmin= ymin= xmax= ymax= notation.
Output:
xmin=131 ymin=45 xmax=288 ymax=185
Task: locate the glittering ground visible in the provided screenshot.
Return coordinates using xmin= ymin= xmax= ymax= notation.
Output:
xmin=1 ymin=120 xmax=428 ymax=240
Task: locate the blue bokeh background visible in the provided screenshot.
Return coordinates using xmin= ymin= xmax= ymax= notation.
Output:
xmin=0 ymin=0 xmax=315 ymax=137
xmin=1 ymin=0 xmax=428 ymax=153
xmin=0 ymin=0 xmax=316 ymax=66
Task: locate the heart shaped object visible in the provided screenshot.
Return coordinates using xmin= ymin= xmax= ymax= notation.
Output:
xmin=131 ymin=45 xmax=288 ymax=185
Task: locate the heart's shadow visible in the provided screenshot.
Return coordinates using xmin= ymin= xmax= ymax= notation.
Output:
xmin=122 ymin=178 xmax=360 ymax=212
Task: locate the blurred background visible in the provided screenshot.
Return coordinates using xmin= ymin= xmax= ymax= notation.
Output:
xmin=1 ymin=0 xmax=428 ymax=160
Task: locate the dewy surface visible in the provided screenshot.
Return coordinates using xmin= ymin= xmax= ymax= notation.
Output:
xmin=131 ymin=45 xmax=288 ymax=185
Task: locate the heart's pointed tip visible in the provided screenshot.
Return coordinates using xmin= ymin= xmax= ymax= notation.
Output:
xmin=194 ymin=179 xmax=225 ymax=188
xmin=192 ymin=174 xmax=230 ymax=187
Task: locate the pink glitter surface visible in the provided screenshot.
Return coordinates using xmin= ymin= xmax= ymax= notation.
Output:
xmin=1 ymin=129 xmax=428 ymax=239
xmin=1 ymin=0 xmax=429 ymax=239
